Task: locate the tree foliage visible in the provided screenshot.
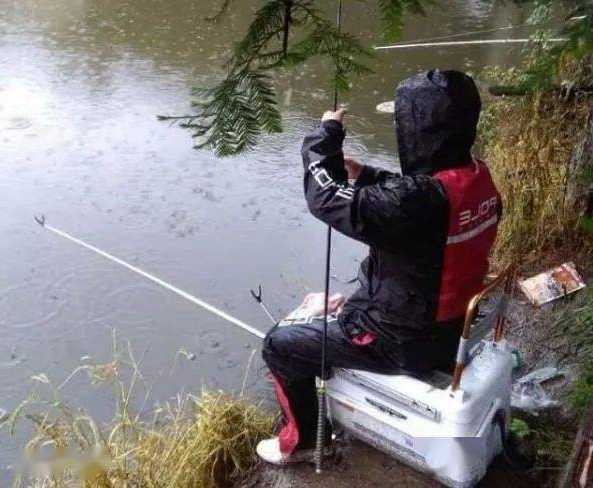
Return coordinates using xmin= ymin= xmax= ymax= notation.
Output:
xmin=377 ymin=0 xmax=430 ymax=41
xmin=515 ymin=0 xmax=593 ymax=90
xmin=162 ymin=0 xmax=593 ymax=157
xmin=160 ymin=0 xmax=430 ymax=157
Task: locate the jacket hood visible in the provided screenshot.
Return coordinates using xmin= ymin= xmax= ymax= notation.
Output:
xmin=394 ymin=69 xmax=481 ymax=176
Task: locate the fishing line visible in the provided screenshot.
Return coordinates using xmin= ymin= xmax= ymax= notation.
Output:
xmin=375 ymin=14 xmax=586 ymax=49
xmin=315 ymin=0 xmax=343 ymax=476
xmin=374 ymin=19 xmax=555 ymax=48
xmin=384 ymin=23 xmax=525 ymax=46
xmin=34 ymin=216 xmax=265 ymax=340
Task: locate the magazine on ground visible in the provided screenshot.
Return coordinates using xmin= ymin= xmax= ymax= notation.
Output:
xmin=519 ymin=262 xmax=586 ymax=306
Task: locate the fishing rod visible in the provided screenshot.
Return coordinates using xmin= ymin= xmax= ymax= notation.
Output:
xmin=374 ymin=15 xmax=587 ymax=50
xmin=34 ymin=215 xmax=266 ymax=340
xmin=374 ymin=37 xmax=567 ymax=50
xmin=314 ymin=0 xmax=343 ymax=476
xmin=373 ymin=14 xmax=585 ymax=48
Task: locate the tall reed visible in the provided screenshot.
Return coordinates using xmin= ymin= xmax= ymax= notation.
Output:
xmin=4 ymin=332 xmax=275 ymax=488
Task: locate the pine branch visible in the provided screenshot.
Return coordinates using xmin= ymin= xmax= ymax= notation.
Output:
xmin=377 ymin=0 xmax=432 ymax=41
xmin=231 ymin=1 xmax=287 ymax=67
xmin=282 ymin=1 xmax=294 ymax=57
xmin=560 ymin=4 xmax=593 ymax=60
xmin=188 ymin=70 xmax=282 ymax=157
xmin=290 ymin=20 xmax=373 ymax=90
xmin=163 ymin=0 xmax=425 ymax=157
xmin=204 ymin=0 xmax=237 ymax=22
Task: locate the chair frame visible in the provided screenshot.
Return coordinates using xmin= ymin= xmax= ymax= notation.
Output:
xmin=450 ymin=264 xmax=516 ymax=391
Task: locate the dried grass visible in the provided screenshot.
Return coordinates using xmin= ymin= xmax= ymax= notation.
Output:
xmin=479 ymin=62 xmax=593 ymax=267
xmin=4 ymin=332 xmax=275 ymax=488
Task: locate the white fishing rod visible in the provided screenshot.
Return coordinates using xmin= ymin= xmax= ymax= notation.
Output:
xmin=375 ymin=37 xmax=567 ymax=50
xmin=34 ymin=215 xmax=265 ymax=340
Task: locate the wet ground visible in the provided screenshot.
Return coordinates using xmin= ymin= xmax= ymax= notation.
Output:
xmin=242 ymin=439 xmax=540 ymax=488
xmin=0 ymin=0 xmax=545 ymax=481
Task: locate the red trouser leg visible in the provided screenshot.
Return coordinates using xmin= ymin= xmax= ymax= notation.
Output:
xmin=270 ymin=374 xmax=301 ymax=454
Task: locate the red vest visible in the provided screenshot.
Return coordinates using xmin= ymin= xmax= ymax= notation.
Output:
xmin=434 ymin=160 xmax=501 ymax=322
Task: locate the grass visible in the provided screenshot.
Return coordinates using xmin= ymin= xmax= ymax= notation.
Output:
xmin=477 ymin=53 xmax=593 ymax=485
xmin=510 ymin=412 xmax=575 ymax=477
xmin=565 ymin=290 xmax=593 ymax=414
xmin=3 ymin=332 xmax=276 ymax=488
xmin=569 ymin=361 xmax=593 ymax=415
xmin=507 ymin=291 xmax=593 ymax=484
xmin=478 ymin=60 xmax=593 ymax=267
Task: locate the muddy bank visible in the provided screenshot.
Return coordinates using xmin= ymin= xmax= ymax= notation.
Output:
xmin=241 ymin=438 xmax=539 ymax=488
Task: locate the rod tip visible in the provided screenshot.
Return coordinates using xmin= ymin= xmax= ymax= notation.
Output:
xmin=34 ymin=215 xmax=46 ymax=226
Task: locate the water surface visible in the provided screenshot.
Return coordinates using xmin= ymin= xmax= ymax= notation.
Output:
xmin=0 ymin=0 xmax=535 ymax=477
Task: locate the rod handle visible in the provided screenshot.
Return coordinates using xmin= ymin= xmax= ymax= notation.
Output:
xmin=314 ymin=385 xmax=326 ymax=474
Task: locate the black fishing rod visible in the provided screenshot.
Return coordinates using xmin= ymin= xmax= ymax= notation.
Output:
xmin=315 ymin=0 xmax=343 ymax=475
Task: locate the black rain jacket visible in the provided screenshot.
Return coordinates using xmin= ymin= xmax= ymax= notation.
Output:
xmin=301 ymin=70 xmax=484 ymax=370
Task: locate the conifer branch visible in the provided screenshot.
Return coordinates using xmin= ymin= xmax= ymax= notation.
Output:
xmin=162 ymin=0 xmax=430 ymax=156
xmin=185 ymin=70 xmax=282 ymax=157
xmin=205 ymin=0 xmax=236 ymax=22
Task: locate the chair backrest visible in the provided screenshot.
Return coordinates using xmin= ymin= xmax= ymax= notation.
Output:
xmin=450 ymin=264 xmax=516 ymax=391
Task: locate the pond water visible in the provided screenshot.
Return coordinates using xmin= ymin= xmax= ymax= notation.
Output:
xmin=0 ymin=0 xmax=536 ymax=478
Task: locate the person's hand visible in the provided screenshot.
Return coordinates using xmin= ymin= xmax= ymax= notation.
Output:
xmin=321 ymin=108 xmax=346 ymax=124
xmin=344 ymin=157 xmax=364 ymax=181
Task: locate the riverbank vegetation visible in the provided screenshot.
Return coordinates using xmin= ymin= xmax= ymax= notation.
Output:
xmin=475 ymin=3 xmax=593 ymax=484
xmin=479 ymin=2 xmax=593 ymax=267
xmin=480 ymin=60 xmax=593 ymax=267
xmin=4 ymin=335 xmax=275 ymax=488
xmin=508 ymin=290 xmax=593 ymax=480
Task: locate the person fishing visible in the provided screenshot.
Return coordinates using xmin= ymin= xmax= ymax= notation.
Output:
xmin=257 ymin=69 xmax=502 ymax=465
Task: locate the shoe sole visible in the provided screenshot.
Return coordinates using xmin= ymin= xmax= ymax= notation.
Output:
xmin=258 ymin=448 xmax=334 ymax=466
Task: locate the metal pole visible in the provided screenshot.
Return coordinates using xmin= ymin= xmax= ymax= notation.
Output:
xmin=315 ymin=0 xmax=342 ymax=475
xmin=250 ymin=285 xmax=278 ymax=325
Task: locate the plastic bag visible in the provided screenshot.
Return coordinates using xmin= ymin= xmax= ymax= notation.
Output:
xmin=280 ymin=292 xmax=345 ymax=326
xmin=511 ymin=367 xmax=561 ymax=412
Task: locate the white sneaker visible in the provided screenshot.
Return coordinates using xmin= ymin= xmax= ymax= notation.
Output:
xmin=256 ymin=437 xmax=318 ymax=466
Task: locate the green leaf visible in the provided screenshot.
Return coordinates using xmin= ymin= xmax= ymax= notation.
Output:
xmin=289 ymin=19 xmax=373 ymax=89
xmin=509 ymin=418 xmax=531 ymax=439
xmin=231 ymin=0 xmax=287 ymax=67
xmin=205 ymin=0 xmax=238 ymax=22
xmin=580 ymin=216 xmax=593 ymax=234
xmin=377 ymin=0 xmax=432 ymax=42
xmin=187 ymin=69 xmax=282 ymax=157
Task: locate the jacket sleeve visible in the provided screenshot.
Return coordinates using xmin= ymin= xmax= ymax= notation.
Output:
xmin=301 ymin=121 xmax=445 ymax=249
xmin=354 ymin=164 xmax=392 ymax=187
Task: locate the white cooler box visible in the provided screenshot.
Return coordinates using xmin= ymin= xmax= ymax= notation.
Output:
xmin=326 ymin=267 xmax=516 ymax=488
